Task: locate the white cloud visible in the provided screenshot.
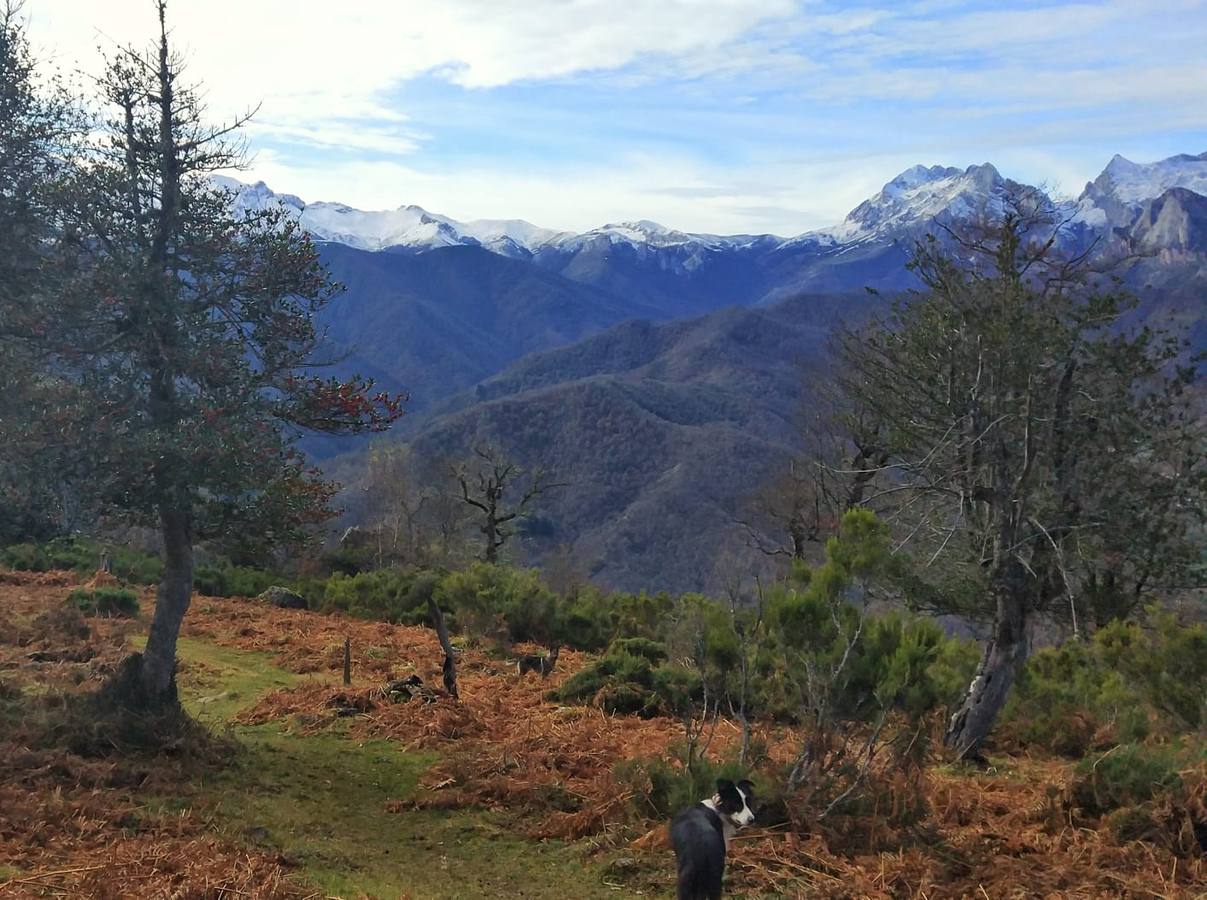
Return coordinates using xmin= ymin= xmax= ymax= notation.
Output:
xmin=25 ymin=1 xmax=800 ymax=113
xmin=239 ymin=148 xmax=921 ymax=235
xmin=20 ymin=0 xmax=1207 ymax=233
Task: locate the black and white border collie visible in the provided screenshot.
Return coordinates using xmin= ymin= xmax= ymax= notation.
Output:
xmin=670 ymin=778 xmax=756 ymax=899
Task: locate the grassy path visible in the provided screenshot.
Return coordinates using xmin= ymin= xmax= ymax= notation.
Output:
xmin=163 ymin=636 xmax=639 ymax=899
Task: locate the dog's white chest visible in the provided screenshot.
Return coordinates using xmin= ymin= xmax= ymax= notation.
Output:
xmin=700 ymin=798 xmax=738 ymax=849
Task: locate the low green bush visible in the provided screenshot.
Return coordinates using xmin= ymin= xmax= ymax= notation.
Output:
xmin=613 ymin=754 xmax=752 ymax=822
xmin=1000 ymin=610 xmax=1206 ymax=756
xmin=555 ymin=650 xmax=653 ymax=705
xmin=435 ymin=563 xmax=558 ymax=645
xmin=2 ymin=537 xmax=161 ymax=584
xmin=553 ymin=645 xmax=704 ymax=718
xmin=317 ymin=569 xmax=426 ymax=623
xmin=1096 ymin=612 xmax=1207 ymax=731
xmin=608 ymin=637 xmax=668 ymax=663
xmin=1071 ymin=743 xmax=1182 ymax=816
xmin=193 ymin=564 xmax=280 ymax=599
xmin=551 ymin=589 xmax=673 ymax=652
xmin=68 ymin=587 xmax=139 ymax=618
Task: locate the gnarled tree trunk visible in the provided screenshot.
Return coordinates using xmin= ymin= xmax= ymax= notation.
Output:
xmin=427 ymin=595 xmax=458 ymax=700
xmin=137 ymin=506 xmax=194 ymax=706
xmin=944 ymin=560 xmax=1030 ymax=759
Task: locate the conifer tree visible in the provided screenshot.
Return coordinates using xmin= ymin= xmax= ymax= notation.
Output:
xmin=43 ymin=2 xmax=402 ymax=706
xmin=0 ymin=1 xmax=81 ymax=540
xmin=832 ymin=193 xmax=1204 ymax=758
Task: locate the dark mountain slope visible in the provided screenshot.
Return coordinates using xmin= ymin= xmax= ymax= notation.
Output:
xmin=315 ymin=243 xmax=663 ymax=412
xmin=531 ymin=238 xmax=778 ymax=317
xmin=399 ymin=293 xmax=879 ymax=591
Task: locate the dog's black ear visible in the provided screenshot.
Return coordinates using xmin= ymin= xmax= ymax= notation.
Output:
xmin=715 ymin=778 xmax=735 ymax=794
xmin=737 ymin=779 xmax=755 ymax=797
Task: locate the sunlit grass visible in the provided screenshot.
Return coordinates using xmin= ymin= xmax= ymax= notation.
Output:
xmin=157 ymin=633 xmax=632 ymax=898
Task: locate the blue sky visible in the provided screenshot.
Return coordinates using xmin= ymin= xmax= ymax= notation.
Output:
xmin=27 ymin=0 xmax=1207 ymax=234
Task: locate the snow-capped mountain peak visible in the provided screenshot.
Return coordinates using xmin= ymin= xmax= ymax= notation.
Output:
xmin=881 ymin=164 xmax=964 ymax=195
xmin=1099 ymin=152 xmax=1207 ymax=204
xmin=821 ymin=162 xmax=1012 ymax=242
xmin=213 ymin=150 xmax=1207 ymax=261
xmin=211 ymin=176 xmax=568 ymax=256
xmin=1076 ymin=151 xmax=1207 ymax=227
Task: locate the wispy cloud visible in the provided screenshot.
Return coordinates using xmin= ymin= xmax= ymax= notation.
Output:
xmin=22 ymin=0 xmax=1207 ymax=233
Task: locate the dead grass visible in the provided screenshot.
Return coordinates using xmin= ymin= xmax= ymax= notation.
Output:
xmin=1 ymin=568 xmax=1203 ymax=898
xmin=180 ymin=589 xmax=1207 ymax=898
xmin=0 ymin=572 xmax=311 ymax=899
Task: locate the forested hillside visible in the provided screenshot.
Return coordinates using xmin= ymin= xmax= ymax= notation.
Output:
xmin=0 ymin=4 xmax=1203 ymax=899
xmin=378 ymin=293 xmax=877 ymax=590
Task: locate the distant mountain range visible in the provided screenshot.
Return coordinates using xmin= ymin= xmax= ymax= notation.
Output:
xmin=227 ymin=151 xmax=1207 ymax=591
xmin=221 ymin=150 xmax=1207 ymax=257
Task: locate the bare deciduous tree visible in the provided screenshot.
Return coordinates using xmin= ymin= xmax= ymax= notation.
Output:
xmin=452 ymin=446 xmax=565 ymax=564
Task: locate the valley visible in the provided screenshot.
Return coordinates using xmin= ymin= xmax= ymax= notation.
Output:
xmin=266 ymin=152 xmax=1207 ymax=591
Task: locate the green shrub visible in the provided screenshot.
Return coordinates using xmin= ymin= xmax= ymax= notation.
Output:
xmin=556 ymin=650 xmax=652 ymax=703
xmin=1 ymin=537 xmax=161 ymax=584
xmin=193 ymin=564 xmax=279 ymax=598
xmin=555 ymin=650 xmax=656 ymax=713
xmin=0 ymin=542 xmax=45 ymax=571
xmin=68 ymin=587 xmax=139 ymax=618
xmin=435 ymin=564 xmax=558 ymax=645
xmin=649 ymin=664 xmax=702 ymax=716
xmin=612 ymin=591 xmax=675 ymax=643
xmin=1105 ymin=805 xmax=1162 ymax=844
xmin=553 ymin=646 xmax=706 ymax=718
xmin=1002 ymin=640 xmax=1122 ymax=756
xmin=608 ymin=637 xmax=668 ymax=663
xmin=318 ymin=569 xmax=429 ymax=624
xmin=613 ymin=754 xmax=751 ymax=821
xmin=926 ymin=634 xmax=981 ymax=710
xmin=592 ymin=682 xmax=651 ymax=716
xmin=768 ymin=592 xmax=952 ymax=727
xmin=1071 ymin=744 xmax=1182 ymax=815
xmin=1096 ymin=612 xmax=1207 ymax=731
xmin=1001 ymin=610 xmax=1205 ymax=756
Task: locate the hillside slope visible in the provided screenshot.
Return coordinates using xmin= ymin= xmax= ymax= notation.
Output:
xmin=398 ymin=293 xmax=878 ymax=590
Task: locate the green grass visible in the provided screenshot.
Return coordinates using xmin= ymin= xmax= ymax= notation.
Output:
xmin=155 ymin=634 xmax=637 ymax=899
xmin=127 ymin=634 xmax=304 ymax=723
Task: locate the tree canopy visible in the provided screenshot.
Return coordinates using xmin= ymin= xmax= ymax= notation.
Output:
xmin=5 ymin=1 xmax=403 ymax=705
xmin=829 ymin=192 xmax=1204 ymax=756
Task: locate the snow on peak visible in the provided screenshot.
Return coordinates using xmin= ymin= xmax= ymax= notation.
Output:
xmin=297 ymin=201 xmax=464 ymax=252
xmin=597 ymin=220 xmax=695 ymax=245
xmin=547 ymin=219 xmax=777 ymax=254
xmin=882 ymin=164 xmax=964 ymax=195
xmin=823 ymin=162 xmax=1011 ymax=242
xmin=211 ymin=151 xmax=1206 ymax=261
xmin=210 ymin=176 xmax=565 ymax=255
xmin=458 ymin=217 xmax=568 ymax=250
xmin=1085 ymin=151 xmax=1207 ymax=207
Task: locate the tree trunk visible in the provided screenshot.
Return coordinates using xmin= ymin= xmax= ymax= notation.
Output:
xmin=427 ymin=596 xmax=458 ymax=700
xmin=138 ymin=506 xmax=194 ymax=706
xmin=483 ymin=516 xmax=499 ymax=564
xmin=944 ymin=561 xmax=1030 ymax=759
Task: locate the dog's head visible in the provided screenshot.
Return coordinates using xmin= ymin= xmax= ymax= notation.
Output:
xmin=713 ymin=778 xmax=756 ymax=828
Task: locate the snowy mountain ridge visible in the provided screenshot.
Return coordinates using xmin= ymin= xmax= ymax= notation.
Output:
xmin=215 ymin=150 xmax=1207 ymax=257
